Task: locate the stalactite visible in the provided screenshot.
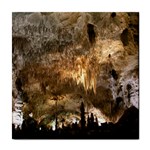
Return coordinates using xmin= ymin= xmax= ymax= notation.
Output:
xmin=109 ymin=76 xmax=117 ymax=100
xmin=69 ymin=56 xmax=97 ymax=95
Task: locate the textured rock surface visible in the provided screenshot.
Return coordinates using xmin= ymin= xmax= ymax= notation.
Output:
xmin=12 ymin=12 xmax=139 ymax=128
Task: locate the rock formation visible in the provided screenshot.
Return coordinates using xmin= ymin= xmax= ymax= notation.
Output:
xmin=12 ymin=12 xmax=139 ymax=129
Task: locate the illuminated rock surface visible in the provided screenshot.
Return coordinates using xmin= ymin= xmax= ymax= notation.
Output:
xmin=12 ymin=12 xmax=139 ymax=130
